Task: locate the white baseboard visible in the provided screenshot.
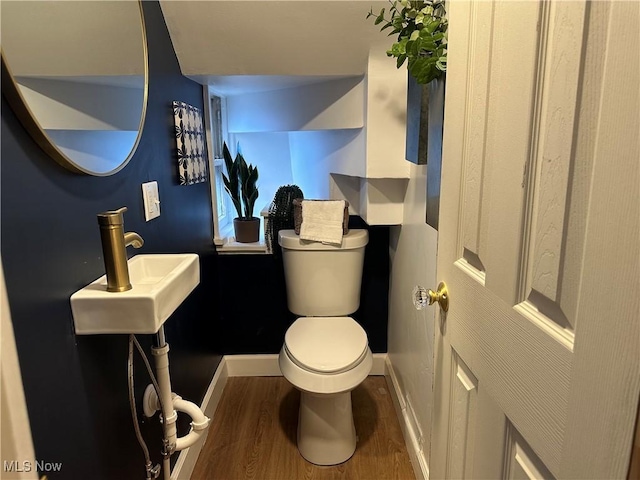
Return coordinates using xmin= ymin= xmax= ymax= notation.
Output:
xmin=371 ymin=353 xmax=388 ymax=375
xmin=385 ymin=356 xmax=430 ymax=480
xmin=171 ymin=352 xmax=389 ymax=479
xmin=224 ymin=354 xmax=282 ymax=376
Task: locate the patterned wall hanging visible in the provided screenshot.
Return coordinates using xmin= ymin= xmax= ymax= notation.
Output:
xmin=173 ymin=101 xmax=208 ymax=185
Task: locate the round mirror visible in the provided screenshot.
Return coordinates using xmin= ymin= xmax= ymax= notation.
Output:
xmin=1 ymin=1 xmax=148 ymax=176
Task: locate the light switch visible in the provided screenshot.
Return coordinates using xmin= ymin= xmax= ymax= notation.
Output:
xmin=142 ymin=181 xmax=160 ymax=221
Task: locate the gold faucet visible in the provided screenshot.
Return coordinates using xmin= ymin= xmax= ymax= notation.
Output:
xmin=97 ymin=207 xmax=144 ymax=292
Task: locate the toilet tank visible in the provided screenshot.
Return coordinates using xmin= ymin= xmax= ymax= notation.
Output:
xmin=278 ymin=229 xmax=369 ymax=316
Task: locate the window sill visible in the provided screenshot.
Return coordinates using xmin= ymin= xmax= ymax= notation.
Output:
xmin=217 ymin=237 xmax=268 ymax=254
xmin=214 ymin=218 xmax=270 ymax=255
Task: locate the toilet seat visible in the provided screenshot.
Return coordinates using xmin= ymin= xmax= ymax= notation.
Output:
xmin=284 ymin=317 xmax=368 ymax=374
xmin=279 ymin=316 xmax=373 ymax=395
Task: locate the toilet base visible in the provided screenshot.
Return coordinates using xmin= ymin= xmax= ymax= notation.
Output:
xmin=297 ymin=390 xmax=356 ymax=465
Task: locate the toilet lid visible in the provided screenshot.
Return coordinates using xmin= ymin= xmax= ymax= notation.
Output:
xmin=284 ymin=317 xmax=369 ymax=374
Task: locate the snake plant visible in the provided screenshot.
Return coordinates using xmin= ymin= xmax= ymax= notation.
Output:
xmin=222 ymin=142 xmax=259 ymax=219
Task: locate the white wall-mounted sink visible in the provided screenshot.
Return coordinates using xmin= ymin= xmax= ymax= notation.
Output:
xmin=71 ymin=254 xmax=199 ymax=335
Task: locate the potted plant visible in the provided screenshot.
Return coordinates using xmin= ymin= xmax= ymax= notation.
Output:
xmin=367 ymin=0 xmax=448 ymax=85
xmin=367 ymin=0 xmax=448 ymax=169
xmin=222 ymin=142 xmax=260 ymax=243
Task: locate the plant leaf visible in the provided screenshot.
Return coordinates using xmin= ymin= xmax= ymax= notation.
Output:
xmin=368 ymin=0 xmax=447 ymax=85
xmin=240 ymin=161 xmax=259 ymax=218
xmin=405 ymin=39 xmax=414 ymax=56
xmin=431 ymin=18 xmax=443 ymax=33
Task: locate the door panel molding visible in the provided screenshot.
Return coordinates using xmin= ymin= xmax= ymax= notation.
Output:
xmin=458 ymin=1 xmax=494 ymax=277
xmin=450 ymin=267 xmax=571 ymax=472
xmin=481 ymin=0 xmax=542 ymax=305
xmin=504 ymin=424 xmax=555 ymax=480
xmin=445 ymin=351 xmax=478 ymax=480
xmin=519 ymin=0 xmax=587 ymax=336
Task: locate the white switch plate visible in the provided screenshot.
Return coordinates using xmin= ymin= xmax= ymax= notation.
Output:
xmin=142 ymin=181 xmax=160 ymax=221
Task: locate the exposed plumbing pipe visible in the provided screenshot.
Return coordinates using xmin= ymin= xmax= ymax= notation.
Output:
xmin=143 ymin=390 xmax=211 ymax=451
xmin=151 ymin=342 xmax=178 ymax=448
xmin=149 ymin=326 xmax=210 ymax=479
xmin=156 ymin=327 xmax=166 ymax=349
xmin=128 ymin=328 xmax=208 ymax=480
xmin=173 ymin=395 xmax=210 ymax=451
xmin=163 ymin=457 xmax=171 ymax=480
xmin=133 ymin=336 xmax=166 ymax=423
xmin=132 ymin=335 xmax=168 ymax=479
xmin=128 ymin=335 xmax=160 ymax=480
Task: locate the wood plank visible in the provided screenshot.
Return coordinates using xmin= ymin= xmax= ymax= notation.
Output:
xmin=191 ymin=377 xmax=415 ymax=480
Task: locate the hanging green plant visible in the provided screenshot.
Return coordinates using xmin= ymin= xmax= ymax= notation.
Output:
xmin=367 ymin=0 xmax=447 ymax=85
xmin=266 ymin=185 xmax=304 ymax=256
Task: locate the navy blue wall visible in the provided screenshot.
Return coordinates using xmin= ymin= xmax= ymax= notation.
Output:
xmin=1 ymin=3 xmax=220 ymax=478
xmin=214 ymin=217 xmax=389 ymax=355
xmin=1 ymin=3 xmax=389 ymax=478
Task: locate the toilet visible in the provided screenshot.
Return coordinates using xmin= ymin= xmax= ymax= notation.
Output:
xmin=277 ymin=229 xmax=372 ymax=466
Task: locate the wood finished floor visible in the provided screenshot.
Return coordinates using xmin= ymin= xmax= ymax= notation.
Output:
xmin=191 ymin=376 xmax=416 ymax=480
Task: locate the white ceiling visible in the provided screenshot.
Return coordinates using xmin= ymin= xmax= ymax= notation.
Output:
xmin=160 ymin=0 xmax=391 ymax=86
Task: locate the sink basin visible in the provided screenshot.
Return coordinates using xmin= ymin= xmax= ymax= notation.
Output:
xmin=71 ymin=254 xmax=199 ymax=335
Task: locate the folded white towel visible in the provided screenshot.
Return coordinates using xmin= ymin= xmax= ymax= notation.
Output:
xmin=299 ymin=200 xmax=345 ymax=245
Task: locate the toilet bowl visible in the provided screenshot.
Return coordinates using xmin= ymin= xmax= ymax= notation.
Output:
xmin=277 ymin=229 xmax=371 ymax=466
xmin=279 ymin=316 xmax=373 ymax=465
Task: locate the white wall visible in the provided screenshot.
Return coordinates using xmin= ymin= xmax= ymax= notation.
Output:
xmin=289 ymin=129 xmax=365 ymax=199
xmin=16 ymin=78 xmax=144 ymax=131
xmin=46 ymin=130 xmax=138 ymax=175
xmin=388 ymin=162 xmax=438 ymax=471
xmin=221 ymin=52 xmax=410 ymax=224
xmin=325 ymin=50 xmax=410 ymax=225
xmin=364 ymin=53 xmax=410 ymax=179
xmin=226 ymin=77 xmax=364 ymax=133
xmin=224 ymin=77 xmax=367 ymax=206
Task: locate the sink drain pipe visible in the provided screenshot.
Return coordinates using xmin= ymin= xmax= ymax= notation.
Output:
xmin=128 ymin=335 xmax=160 ymax=480
xmin=144 ymin=326 xmax=210 ymax=479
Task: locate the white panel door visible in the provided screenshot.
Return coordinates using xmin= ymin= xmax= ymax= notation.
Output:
xmin=431 ymin=1 xmax=640 ymax=479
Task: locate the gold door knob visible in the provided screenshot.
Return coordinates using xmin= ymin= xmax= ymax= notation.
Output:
xmin=413 ymin=282 xmax=449 ymax=312
xmin=428 ymin=282 xmax=449 ymax=312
